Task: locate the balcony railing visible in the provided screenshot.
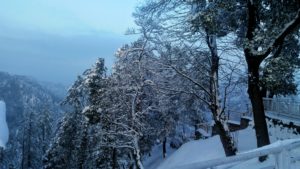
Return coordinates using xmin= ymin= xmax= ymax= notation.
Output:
xmin=172 ymin=139 xmax=300 ymax=169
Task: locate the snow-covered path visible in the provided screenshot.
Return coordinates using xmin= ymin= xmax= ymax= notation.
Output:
xmin=0 ymin=100 xmax=9 ymax=148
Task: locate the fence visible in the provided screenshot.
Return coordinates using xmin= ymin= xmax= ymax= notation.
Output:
xmin=263 ymin=98 xmax=300 ymax=119
xmin=173 ymin=139 xmax=300 ymax=169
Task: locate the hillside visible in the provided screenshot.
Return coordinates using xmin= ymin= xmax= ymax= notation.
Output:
xmin=0 ymin=71 xmax=65 ymax=168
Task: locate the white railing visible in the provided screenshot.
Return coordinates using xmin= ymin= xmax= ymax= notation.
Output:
xmin=263 ymin=98 xmax=300 ymax=119
xmin=172 ymin=139 xmax=300 ymax=169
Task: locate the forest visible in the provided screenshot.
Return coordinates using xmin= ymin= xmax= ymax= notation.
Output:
xmin=0 ymin=0 xmax=300 ymax=169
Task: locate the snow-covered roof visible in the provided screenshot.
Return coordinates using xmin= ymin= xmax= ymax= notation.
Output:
xmin=241 ymin=116 xmax=253 ymax=121
xmin=197 ymin=128 xmax=211 ymax=137
xmin=227 ymin=120 xmax=240 ymax=125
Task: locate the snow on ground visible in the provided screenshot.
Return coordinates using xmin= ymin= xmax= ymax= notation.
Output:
xmin=144 ymin=123 xmax=199 ymax=169
xmin=154 ymin=119 xmax=300 ymax=169
xmin=0 ymin=100 xmax=9 ymax=148
xmin=231 ymin=120 xmax=300 ymax=169
xmin=267 ymin=118 xmax=300 ymax=141
xmin=229 ymin=156 xmax=275 ymax=169
xmin=143 ymin=142 xmax=177 ymax=169
xmin=230 ymin=139 xmax=300 ymax=169
xmin=235 ymin=126 xmax=257 ymax=152
xmin=157 ymin=136 xmax=225 ymax=169
xmin=266 ymin=111 xmax=300 ymax=126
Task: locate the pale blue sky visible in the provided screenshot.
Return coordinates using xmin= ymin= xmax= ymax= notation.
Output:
xmin=0 ymin=0 xmax=140 ymax=85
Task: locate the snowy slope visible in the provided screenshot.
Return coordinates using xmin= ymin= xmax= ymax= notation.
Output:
xmin=155 ymin=120 xmax=300 ymax=169
xmin=0 ymin=100 xmax=9 ymax=148
xmin=157 ymin=136 xmax=225 ymax=169
xmin=144 ymin=142 xmax=177 ymax=169
xmin=155 ymin=126 xmax=256 ymax=169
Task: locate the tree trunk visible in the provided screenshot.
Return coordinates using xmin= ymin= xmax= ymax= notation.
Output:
xmin=133 ymin=137 xmax=144 ymax=169
xmin=0 ymin=147 xmax=3 ymax=163
xmin=22 ymin=112 xmax=33 ymax=169
xmin=112 ymin=148 xmax=118 ymax=169
xmin=214 ymin=121 xmax=236 ymax=156
xmin=21 ymin=127 xmax=25 ymax=169
xmin=28 ymin=115 xmax=32 ymax=169
xmin=268 ymin=91 xmax=274 ymax=98
xmin=163 ymin=137 xmax=167 ymax=158
xmin=246 ymin=56 xmax=270 ymax=161
xmin=207 ymin=33 xmax=236 ymax=156
xmin=78 ymin=122 xmax=89 ymax=169
xmin=128 ymin=152 xmax=135 ymax=169
xmin=211 ymin=99 xmax=236 ymax=156
xmin=260 ymin=86 xmax=267 ymax=98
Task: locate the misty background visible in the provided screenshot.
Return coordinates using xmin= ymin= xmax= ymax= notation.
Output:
xmin=0 ymin=0 xmax=139 ymax=85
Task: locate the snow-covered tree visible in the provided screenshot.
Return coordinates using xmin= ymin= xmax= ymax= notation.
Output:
xmin=135 ymin=0 xmax=300 ymax=160
xmin=240 ymin=1 xmax=300 ymax=160
xmin=133 ymin=0 xmax=247 ymax=156
xmin=43 ymin=110 xmax=88 ymax=169
xmin=99 ymin=40 xmax=156 ymax=169
xmin=261 ymin=35 xmax=300 ymax=98
xmin=0 ymin=72 xmax=61 ymax=169
xmin=44 ymin=58 xmax=107 ymax=169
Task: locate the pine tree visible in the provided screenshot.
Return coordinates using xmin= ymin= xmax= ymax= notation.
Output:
xmin=44 ymin=58 xmax=107 ymax=169
xmin=261 ymin=35 xmax=300 ymax=97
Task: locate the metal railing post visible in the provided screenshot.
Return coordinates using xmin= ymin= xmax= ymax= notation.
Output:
xmin=274 ymin=152 xmax=281 ymax=169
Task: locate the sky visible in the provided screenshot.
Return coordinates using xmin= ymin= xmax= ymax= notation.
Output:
xmin=0 ymin=0 xmax=140 ymax=85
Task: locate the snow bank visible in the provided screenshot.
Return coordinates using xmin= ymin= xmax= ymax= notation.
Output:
xmin=0 ymin=100 xmax=9 ymax=148
xmin=157 ymin=135 xmax=225 ymax=169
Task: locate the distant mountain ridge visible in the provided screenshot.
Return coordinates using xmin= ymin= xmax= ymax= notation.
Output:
xmin=0 ymin=71 xmax=65 ymax=130
xmin=0 ymin=71 xmax=66 ymax=168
